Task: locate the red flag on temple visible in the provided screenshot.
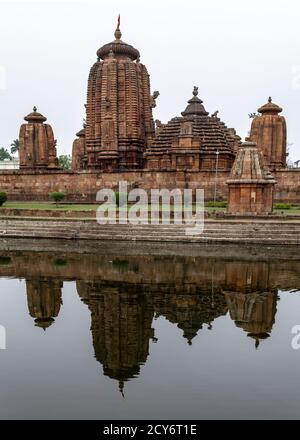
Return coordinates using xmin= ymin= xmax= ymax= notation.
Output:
xmin=117 ymin=14 xmax=120 ymax=30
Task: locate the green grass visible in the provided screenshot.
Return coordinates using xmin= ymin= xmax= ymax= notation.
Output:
xmin=1 ymin=201 xmax=300 ymax=216
xmin=2 ymin=202 xmax=98 ymax=211
xmin=274 ymin=203 xmax=292 ymax=210
xmin=274 ymin=208 xmax=300 ymax=215
xmin=1 ymin=202 xmax=203 ymax=212
xmin=206 ymin=201 xmax=228 ymax=208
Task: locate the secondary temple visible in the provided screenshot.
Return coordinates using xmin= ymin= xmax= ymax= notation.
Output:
xmin=249 ymin=97 xmax=287 ymax=169
xmin=227 ymin=141 xmax=276 ymax=215
xmin=19 ymin=107 xmax=59 ymax=170
xmin=145 ymin=87 xmax=240 ymax=171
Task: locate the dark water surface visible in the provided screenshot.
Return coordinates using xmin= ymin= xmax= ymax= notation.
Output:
xmin=0 ymin=244 xmax=300 ymax=419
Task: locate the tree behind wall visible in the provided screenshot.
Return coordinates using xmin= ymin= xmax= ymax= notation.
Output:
xmin=58 ymin=155 xmax=72 ymax=170
xmin=0 ymin=148 xmax=12 ymax=160
xmin=10 ymin=139 xmax=20 ymax=156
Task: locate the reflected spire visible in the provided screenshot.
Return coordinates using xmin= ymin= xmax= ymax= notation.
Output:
xmin=25 ymin=278 xmax=63 ymax=330
xmin=119 ymin=380 xmax=125 ymax=398
xmin=77 ymin=282 xmax=154 ymax=391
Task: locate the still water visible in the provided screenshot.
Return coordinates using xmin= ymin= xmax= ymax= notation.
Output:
xmin=0 ymin=245 xmax=300 ymax=419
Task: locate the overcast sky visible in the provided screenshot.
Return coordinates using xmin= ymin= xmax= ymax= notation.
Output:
xmin=0 ymin=0 xmax=299 ymax=161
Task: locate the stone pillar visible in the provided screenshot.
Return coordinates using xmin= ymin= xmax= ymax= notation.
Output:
xmin=19 ymin=107 xmax=60 ymax=170
xmin=250 ymin=97 xmax=287 ymax=169
xmin=227 ymin=141 xmax=276 ymax=215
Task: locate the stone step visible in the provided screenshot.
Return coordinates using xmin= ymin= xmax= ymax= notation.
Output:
xmin=1 ymin=228 xmax=300 ymax=243
xmin=1 ymin=220 xmax=300 ymax=230
xmin=2 ymin=224 xmax=300 ymax=236
xmin=1 ymin=223 xmax=300 ymax=233
xmin=0 ymin=219 xmax=300 ymax=244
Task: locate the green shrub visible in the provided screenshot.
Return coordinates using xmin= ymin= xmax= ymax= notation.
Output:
xmin=0 ymin=192 xmax=7 ymax=206
xmin=53 ymin=258 xmax=67 ymax=266
xmin=49 ymin=192 xmax=65 ymax=206
xmin=0 ymin=256 xmax=11 ymax=266
xmin=274 ymin=203 xmax=291 ymax=210
xmin=112 ymin=258 xmax=129 ymax=271
xmin=206 ymin=201 xmax=228 ymax=208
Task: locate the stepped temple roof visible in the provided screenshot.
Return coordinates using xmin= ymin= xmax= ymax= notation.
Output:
xmin=147 ymin=88 xmax=239 ymax=157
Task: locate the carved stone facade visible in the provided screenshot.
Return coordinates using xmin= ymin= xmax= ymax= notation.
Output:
xmin=227 ymin=141 xmax=276 ymax=215
xmin=85 ymin=24 xmax=156 ymax=171
xmin=19 ymin=108 xmax=59 ymax=170
xmin=145 ymin=87 xmax=240 ymax=171
xmin=249 ymin=97 xmax=287 ymax=169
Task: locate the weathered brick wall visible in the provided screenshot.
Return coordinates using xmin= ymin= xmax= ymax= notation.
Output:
xmin=0 ymin=169 xmax=229 ymax=201
xmin=272 ymin=169 xmax=300 ymax=203
xmin=0 ymin=168 xmax=299 ymax=203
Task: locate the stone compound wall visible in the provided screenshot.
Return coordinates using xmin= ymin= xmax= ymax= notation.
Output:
xmin=273 ymin=169 xmax=300 ymax=203
xmin=0 ymin=168 xmax=299 ymax=203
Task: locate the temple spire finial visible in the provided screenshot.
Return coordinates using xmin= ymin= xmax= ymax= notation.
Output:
xmin=193 ymin=86 xmax=198 ymax=97
xmin=268 ymin=96 xmax=272 ymax=103
xmin=119 ymin=380 xmax=125 ymax=398
xmin=114 ymin=14 xmax=122 ymax=40
xmin=33 ymin=106 xmax=37 ymax=112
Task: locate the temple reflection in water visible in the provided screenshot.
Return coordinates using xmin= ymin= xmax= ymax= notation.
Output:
xmin=77 ymin=282 xmax=154 ymax=394
xmin=0 ymin=249 xmax=298 ymax=392
xmin=26 ymin=278 xmax=63 ymax=330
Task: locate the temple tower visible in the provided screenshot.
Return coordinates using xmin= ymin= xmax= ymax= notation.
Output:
xmin=85 ymin=21 xmax=156 ymax=171
xmin=72 ymin=128 xmax=87 ymax=170
xmin=227 ymin=141 xmax=276 ymax=215
xmin=19 ymin=107 xmax=59 ymax=170
xmin=249 ymin=97 xmax=287 ymax=169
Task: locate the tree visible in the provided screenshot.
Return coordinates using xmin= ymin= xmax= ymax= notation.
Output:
xmin=58 ymin=155 xmax=72 ymax=170
xmin=10 ymin=139 xmax=20 ymax=155
xmin=49 ymin=192 xmax=65 ymax=207
xmin=0 ymin=192 xmax=7 ymax=206
xmin=0 ymin=148 xmax=12 ymax=161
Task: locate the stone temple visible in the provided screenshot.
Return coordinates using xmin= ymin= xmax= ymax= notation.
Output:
xmin=78 ymin=22 xmax=156 ymax=171
xmin=0 ymin=20 xmax=299 ymax=205
xmin=145 ymin=86 xmax=240 ymax=171
xmin=249 ymin=97 xmax=287 ymax=170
